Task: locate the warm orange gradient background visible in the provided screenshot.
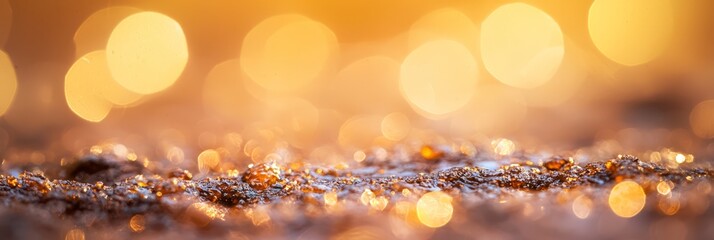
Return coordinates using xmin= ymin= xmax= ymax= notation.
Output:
xmin=1 ymin=0 xmax=714 ymax=165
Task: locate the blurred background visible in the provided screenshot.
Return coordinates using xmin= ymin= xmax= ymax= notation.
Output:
xmin=0 ymin=0 xmax=714 ymax=170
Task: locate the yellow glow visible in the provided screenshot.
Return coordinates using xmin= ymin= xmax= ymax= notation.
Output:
xmin=353 ymin=150 xmax=366 ymax=162
xmin=588 ymin=0 xmax=673 ymax=66
xmin=360 ymin=189 xmax=376 ymax=206
xmin=690 ymin=100 xmax=714 ymax=139
xmin=408 ymin=8 xmax=478 ymax=53
xmin=106 ymin=12 xmax=188 ymax=94
xmin=0 ymin=50 xmax=17 ymax=116
xmin=572 ymin=195 xmax=593 ymax=219
xmin=492 ymin=138 xmax=516 ymax=156
xmin=657 ymin=181 xmax=673 ymax=195
xmin=203 ymin=59 xmax=258 ymax=121
xmin=416 ymin=191 xmax=453 ymax=228
xmin=73 ymin=6 xmax=141 ymax=57
xmin=450 ymin=84 xmax=527 ymax=135
xmin=241 ymin=14 xmax=337 ymax=93
xmin=129 ymin=214 xmax=145 ymax=232
xmin=400 ymin=40 xmax=478 ymax=117
xmin=65 ymin=52 xmax=114 ymax=122
xmin=370 ymin=196 xmax=389 ymax=211
xmin=608 ymin=180 xmax=646 ymax=218
xmin=381 ymin=112 xmax=410 ymax=141
xmin=324 ymin=192 xmax=338 ymax=206
xmin=338 ymin=115 xmax=383 ymax=149
xmin=65 ymin=228 xmax=85 ymax=240
xmin=198 ymin=149 xmax=221 ymax=173
xmin=85 ymin=51 xmax=142 ymax=106
xmin=674 ymin=154 xmax=686 ymax=164
xmin=327 ymin=56 xmax=403 ymax=114
xmin=481 ymin=3 xmax=564 ymax=89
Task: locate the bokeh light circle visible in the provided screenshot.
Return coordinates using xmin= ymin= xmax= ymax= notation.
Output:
xmin=0 ymin=50 xmax=17 ymax=116
xmin=481 ymin=3 xmax=564 ymax=89
xmin=241 ymin=14 xmax=338 ymax=93
xmin=74 ymin=6 xmax=141 ymax=58
xmin=690 ymin=100 xmax=714 ymax=139
xmin=65 ymin=52 xmax=114 ymax=122
xmin=106 ymin=11 xmax=188 ymax=94
xmin=588 ymin=0 xmax=673 ymax=66
xmin=400 ymin=40 xmax=478 ymax=117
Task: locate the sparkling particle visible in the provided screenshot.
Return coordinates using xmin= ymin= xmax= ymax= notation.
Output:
xmin=241 ymin=162 xmax=282 ymax=190
xmin=416 ymin=191 xmax=453 ymax=228
xmin=420 ymin=146 xmax=443 ymax=160
xmin=360 ymin=189 xmax=376 ymax=206
xmin=492 ymin=138 xmax=516 ymax=156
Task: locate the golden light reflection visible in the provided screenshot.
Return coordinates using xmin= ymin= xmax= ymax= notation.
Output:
xmin=381 ymin=112 xmax=411 ymax=141
xmin=241 ymin=14 xmax=337 ymax=93
xmin=0 ymin=50 xmax=17 ymax=116
xmin=690 ymin=100 xmax=714 ymax=139
xmin=400 ymin=40 xmax=478 ymax=117
xmin=416 ymin=191 xmax=453 ymax=228
xmin=324 ymin=191 xmax=338 ymax=206
xmin=197 ymin=149 xmax=221 ymax=173
xmin=408 ymin=8 xmax=478 ymax=54
xmin=64 ymin=228 xmax=85 ymax=240
xmin=657 ymin=181 xmax=673 ymax=195
xmin=65 ymin=52 xmax=114 ymax=122
xmin=360 ymin=189 xmax=376 ymax=206
xmin=572 ymin=194 xmax=593 ymax=219
xmin=608 ymin=180 xmax=646 ymax=218
xmin=588 ymin=0 xmax=673 ymax=66
xmin=129 ymin=214 xmax=146 ymax=232
xmin=492 ymin=138 xmax=516 ymax=156
xmin=480 ymin=3 xmax=564 ymax=89
xmin=106 ymin=11 xmax=188 ymax=94
xmin=73 ymin=6 xmax=141 ymax=57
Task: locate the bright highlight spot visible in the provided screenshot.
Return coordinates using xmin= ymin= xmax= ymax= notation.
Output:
xmin=657 ymin=181 xmax=673 ymax=195
xmin=416 ymin=191 xmax=453 ymax=228
xmin=107 ymin=11 xmax=188 ymax=94
xmin=690 ymin=100 xmax=714 ymax=139
xmin=400 ymin=40 xmax=478 ymax=117
xmin=198 ymin=149 xmax=221 ymax=173
xmin=608 ymin=180 xmax=646 ymax=218
xmin=588 ymin=0 xmax=673 ymax=66
xmin=381 ymin=112 xmax=410 ymax=141
xmin=572 ymin=194 xmax=593 ymax=219
xmin=0 ymin=50 xmax=17 ymax=116
xmin=492 ymin=138 xmax=516 ymax=156
xmin=74 ymin=6 xmax=141 ymax=57
xmin=241 ymin=14 xmax=338 ymax=93
xmin=481 ymin=3 xmax=564 ymax=89
xmin=65 ymin=52 xmax=114 ymax=122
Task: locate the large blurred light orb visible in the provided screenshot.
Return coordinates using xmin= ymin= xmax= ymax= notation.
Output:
xmin=588 ymin=0 xmax=673 ymax=66
xmin=106 ymin=12 xmax=188 ymax=94
xmin=690 ymin=100 xmax=714 ymax=139
xmin=481 ymin=3 xmax=564 ymax=89
xmin=0 ymin=50 xmax=16 ymax=116
xmin=65 ymin=52 xmax=114 ymax=122
xmin=608 ymin=180 xmax=646 ymax=218
xmin=86 ymin=51 xmax=142 ymax=106
xmin=241 ymin=14 xmax=338 ymax=93
xmin=400 ymin=40 xmax=478 ymax=117
xmin=74 ymin=6 xmax=141 ymax=58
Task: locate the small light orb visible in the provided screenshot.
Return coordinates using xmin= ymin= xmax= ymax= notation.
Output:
xmin=381 ymin=112 xmax=410 ymax=141
xmin=416 ymin=191 xmax=453 ymax=228
xmin=0 ymin=50 xmax=17 ymax=116
xmin=572 ymin=194 xmax=593 ymax=219
xmin=608 ymin=180 xmax=646 ymax=218
xmin=588 ymin=0 xmax=673 ymax=66
xmin=400 ymin=40 xmax=478 ymax=117
xmin=106 ymin=11 xmax=188 ymax=94
xmin=481 ymin=3 xmax=564 ymax=89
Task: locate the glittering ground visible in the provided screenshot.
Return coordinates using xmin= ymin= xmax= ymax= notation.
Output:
xmin=0 ymin=144 xmax=713 ymax=240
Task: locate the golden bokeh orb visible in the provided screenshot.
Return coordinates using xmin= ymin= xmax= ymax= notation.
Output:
xmin=106 ymin=11 xmax=188 ymax=94
xmin=65 ymin=52 xmax=115 ymax=122
xmin=416 ymin=191 xmax=454 ymax=228
xmin=608 ymin=180 xmax=646 ymax=218
xmin=400 ymin=40 xmax=478 ymax=117
xmin=481 ymin=3 xmax=564 ymax=89
xmin=74 ymin=6 xmax=141 ymax=58
xmin=588 ymin=0 xmax=673 ymax=66
xmin=241 ymin=14 xmax=338 ymax=93
xmin=0 ymin=50 xmax=17 ymax=116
